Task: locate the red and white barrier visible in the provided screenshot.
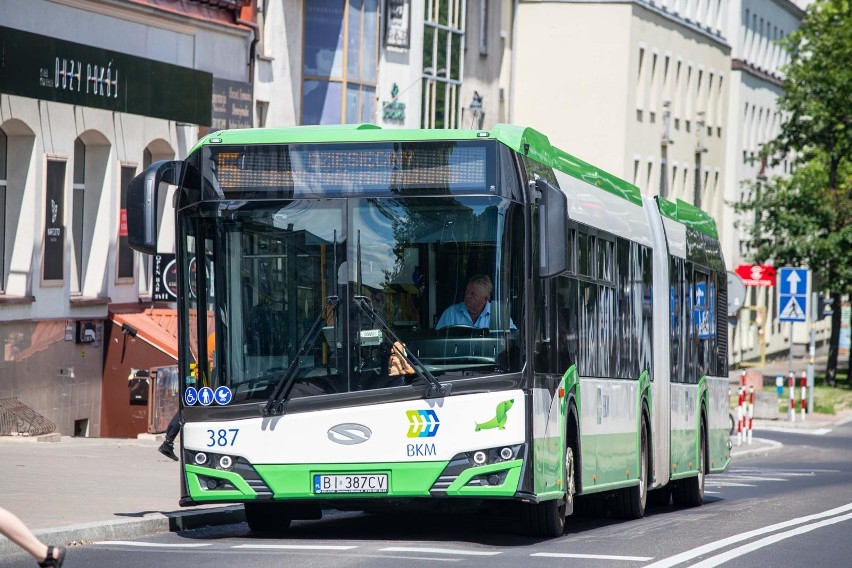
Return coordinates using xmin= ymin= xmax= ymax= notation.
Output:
xmin=788 ymin=371 xmax=796 ymax=422
xmin=736 ymin=371 xmax=746 ymax=446
xmin=800 ymin=371 xmax=807 ymax=421
xmin=747 ymin=385 xmax=754 ymax=444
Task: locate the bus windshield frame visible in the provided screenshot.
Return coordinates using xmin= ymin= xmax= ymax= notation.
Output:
xmin=176 ymin=140 xmax=527 ymax=410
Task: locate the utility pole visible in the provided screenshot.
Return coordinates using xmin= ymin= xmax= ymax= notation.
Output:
xmin=694 ymin=111 xmax=707 ymax=208
xmin=661 ymin=101 xmax=673 ymax=198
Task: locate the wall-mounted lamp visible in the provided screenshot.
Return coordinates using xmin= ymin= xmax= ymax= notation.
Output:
xmin=121 ymin=323 xmax=137 ymax=337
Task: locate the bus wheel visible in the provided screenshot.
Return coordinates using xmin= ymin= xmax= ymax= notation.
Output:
xmin=244 ymin=502 xmax=293 ymax=533
xmin=675 ymin=418 xmax=706 ymax=507
xmin=613 ymin=415 xmax=648 ymax=519
xmin=521 ymin=426 xmax=576 ymax=537
xmin=522 ymin=493 xmax=566 ymax=537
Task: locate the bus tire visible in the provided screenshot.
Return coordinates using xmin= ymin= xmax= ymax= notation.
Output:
xmin=613 ymin=412 xmax=649 ymax=519
xmin=244 ymin=502 xmax=293 ymax=533
xmin=675 ymin=416 xmax=706 ymax=507
xmin=521 ymin=408 xmax=578 ymax=537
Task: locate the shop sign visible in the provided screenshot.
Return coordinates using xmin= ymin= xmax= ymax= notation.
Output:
xmin=0 ymin=25 xmax=213 ymax=125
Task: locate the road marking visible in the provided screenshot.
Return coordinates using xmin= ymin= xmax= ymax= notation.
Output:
xmin=713 ymin=475 xmax=787 ymax=482
xmin=532 ymin=552 xmax=652 ymax=561
xmin=757 ymin=426 xmax=831 ymax=435
xmin=94 ymin=541 xmax=211 ymax=548
xmin=380 ymin=547 xmax=501 ymax=556
xmin=643 ymin=501 xmax=852 ymax=568
xmin=232 ymin=544 xmax=357 ymax=550
xmin=689 ymin=511 xmax=852 ymax=568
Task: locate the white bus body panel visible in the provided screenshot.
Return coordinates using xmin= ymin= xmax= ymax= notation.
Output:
xmin=554 ymin=172 xmax=653 ymax=247
xmin=183 ymin=390 xmax=525 ymax=464
xmin=643 ymin=196 xmax=671 ymax=488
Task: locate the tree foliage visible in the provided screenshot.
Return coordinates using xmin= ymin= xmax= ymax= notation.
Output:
xmin=734 ymin=0 xmax=852 ymax=383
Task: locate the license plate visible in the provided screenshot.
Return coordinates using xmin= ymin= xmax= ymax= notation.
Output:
xmin=313 ymin=473 xmax=388 ymax=494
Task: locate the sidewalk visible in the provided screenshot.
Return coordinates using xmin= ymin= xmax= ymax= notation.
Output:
xmin=0 ymin=435 xmax=244 ymax=557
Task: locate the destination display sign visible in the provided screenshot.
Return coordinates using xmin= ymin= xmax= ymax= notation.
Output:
xmin=213 ymin=142 xmax=490 ymax=193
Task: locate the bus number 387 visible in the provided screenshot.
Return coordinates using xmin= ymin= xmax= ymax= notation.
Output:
xmin=206 ymin=429 xmax=239 ymax=447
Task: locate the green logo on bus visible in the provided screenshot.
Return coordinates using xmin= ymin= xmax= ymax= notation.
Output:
xmin=475 ymin=399 xmax=514 ymax=431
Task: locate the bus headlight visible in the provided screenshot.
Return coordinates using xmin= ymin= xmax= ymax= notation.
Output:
xmin=218 ymin=455 xmax=233 ymax=470
xmin=473 ymin=451 xmax=487 ymax=465
xmin=194 ymin=452 xmax=208 ymax=466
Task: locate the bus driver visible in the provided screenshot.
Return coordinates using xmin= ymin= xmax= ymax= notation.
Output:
xmin=435 ymin=274 xmax=516 ymax=330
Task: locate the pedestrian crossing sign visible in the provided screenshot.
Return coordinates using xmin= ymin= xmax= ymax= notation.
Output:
xmin=777 ymin=267 xmax=809 ymax=323
xmin=778 ymin=296 xmax=805 ymax=322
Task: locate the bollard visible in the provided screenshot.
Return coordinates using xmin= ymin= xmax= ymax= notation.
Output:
xmin=747 ymin=385 xmax=754 ymax=444
xmin=776 ymin=375 xmax=784 ymax=397
xmin=788 ymin=372 xmax=796 ymax=423
xmin=800 ymin=371 xmax=807 ymax=421
xmin=736 ymin=385 xmax=744 ymax=446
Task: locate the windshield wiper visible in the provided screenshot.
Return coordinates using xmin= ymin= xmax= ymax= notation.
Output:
xmin=353 ymin=295 xmax=452 ymax=399
xmin=263 ymin=295 xmax=340 ymax=416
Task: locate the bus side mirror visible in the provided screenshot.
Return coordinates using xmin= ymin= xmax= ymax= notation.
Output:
xmin=127 ymin=160 xmax=182 ymax=255
xmin=537 ymin=179 xmax=568 ymax=278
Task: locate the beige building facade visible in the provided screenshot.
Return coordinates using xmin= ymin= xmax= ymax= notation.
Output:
xmin=512 ymin=0 xmax=731 ymax=231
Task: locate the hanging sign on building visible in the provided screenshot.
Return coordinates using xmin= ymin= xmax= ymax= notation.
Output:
xmin=385 ymin=0 xmax=411 ymax=48
xmin=211 ymin=78 xmax=253 ymax=130
xmin=382 ymin=83 xmax=406 ymax=123
xmin=153 ymin=254 xmax=178 ymax=302
xmin=0 ymin=25 xmax=213 ymax=125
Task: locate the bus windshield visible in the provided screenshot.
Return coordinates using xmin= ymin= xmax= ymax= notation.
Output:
xmin=181 ymin=193 xmax=525 ymax=406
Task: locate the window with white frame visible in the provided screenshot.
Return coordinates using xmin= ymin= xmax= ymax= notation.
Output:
xmin=302 ymin=0 xmax=379 ymax=124
xmin=422 ymin=0 xmax=465 ymax=128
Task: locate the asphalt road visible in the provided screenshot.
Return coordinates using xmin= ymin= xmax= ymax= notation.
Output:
xmin=5 ymin=421 xmax=852 ymax=568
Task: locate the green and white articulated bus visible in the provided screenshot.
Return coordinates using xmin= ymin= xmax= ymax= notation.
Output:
xmin=127 ymin=124 xmax=730 ymax=537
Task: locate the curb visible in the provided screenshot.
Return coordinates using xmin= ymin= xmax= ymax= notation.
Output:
xmin=0 ymin=506 xmax=245 ymax=557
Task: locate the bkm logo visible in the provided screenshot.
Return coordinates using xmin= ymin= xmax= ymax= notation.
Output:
xmin=406 ymin=409 xmax=440 ymax=438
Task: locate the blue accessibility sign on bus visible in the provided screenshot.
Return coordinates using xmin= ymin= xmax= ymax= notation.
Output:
xmin=214 ymin=386 xmax=232 ymax=405
xmin=198 ymin=387 xmax=215 ymax=406
xmin=184 ymin=387 xmax=198 ymax=406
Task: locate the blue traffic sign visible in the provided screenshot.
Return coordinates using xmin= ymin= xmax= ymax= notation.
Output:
xmin=778 ymin=267 xmax=808 ymax=322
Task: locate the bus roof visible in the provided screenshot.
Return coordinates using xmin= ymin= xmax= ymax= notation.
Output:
xmin=190 ymin=124 xmax=643 ymax=207
xmin=656 ymin=196 xmax=720 ymax=239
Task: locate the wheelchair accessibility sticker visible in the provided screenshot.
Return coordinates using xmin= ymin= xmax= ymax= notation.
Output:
xmin=184 ymin=387 xmax=198 ymax=406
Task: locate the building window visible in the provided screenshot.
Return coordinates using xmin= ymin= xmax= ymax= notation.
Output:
xmin=117 ymin=165 xmax=135 ymax=281
xmin=43 ymin=160 xmax=66 ymax=283
xmin=422 ymin=0 xmax=465 ymax=128
xmin=72 ymin=138 xmax=85 ymax=294
xmin=478 ymin=0 xmax=488 ymax=55
xmin=302 ymin=0 xmax=379 ymax=124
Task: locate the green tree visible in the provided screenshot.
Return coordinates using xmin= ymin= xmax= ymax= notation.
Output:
xmin=735 ymin=0 xmax=852 ymax=384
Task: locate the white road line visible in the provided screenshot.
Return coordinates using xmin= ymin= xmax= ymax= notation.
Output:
xmin=712 ymin=475 xmax=787 ymax=481
xmin=532 ymin=552 xmax=652 ymax=561
xmin=93 ymin=541 xmax=211 ymax=548
xmin=689 ymin=511 xmax=852 ymax=568
xmin=757 ymin=426 xmax=831 ymax=435
xmin=643 ymin=501 xmax=852 ymax=568
xmin=705 ymin=482 xmax=756 ymax=487
xmin=380 ymin=547 xmax=502 ymax=556
xmin=232 ymin=544 xmax=357 ymax=550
